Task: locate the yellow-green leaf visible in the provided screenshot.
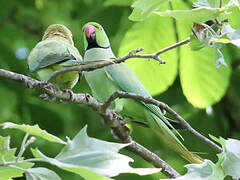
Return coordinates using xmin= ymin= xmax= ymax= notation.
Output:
xmin=180 ymin=46 xmax=231 ymax=108
xmin=118 ymin=15 xmax=178 ymax=96
xmin=1 ymin=122 xmax=66 ymax=144
xmin=154 ymin=7 xmax=225 ymax=24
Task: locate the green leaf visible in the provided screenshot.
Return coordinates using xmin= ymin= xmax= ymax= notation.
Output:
xmin=1 ymin=122 xmax=66 ymax=144
xmin=154 ymin=7 xmax=225 ymax=24
xmin=25 ymin=167 xmax=61 ymax=180
xmin=211 ymin=136 xmax=240 ymax=179
xmin=31 ymin=126 xmax=160 ymax=179
xmin=193 ymin=0 xmax=222 ymax=8
xmin=129 ymin=0 xmax=168 ymax=21
xmin=180 ymin=46 xmax=231 ymax=108
xmin=164 ymin=160 xmax=225 ymax=180
xmin=211 ymin=25 xmax=240 ymax=47
xmin=104 ymin=0 xmax=132 ymax=6
xmin=0 ymin=136 xmax=34 ymax=179
xmin=190 ymin=34 xmax=209 ymax=51
xmin=118 ymin=15 xmax=178 ymax=96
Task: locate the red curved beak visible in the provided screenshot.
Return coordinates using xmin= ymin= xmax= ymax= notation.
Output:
xmin=85 ymin=24 xmax=95 ymax=38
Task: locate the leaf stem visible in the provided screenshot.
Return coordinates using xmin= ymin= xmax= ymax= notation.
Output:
xmin=16 ymin=133 xmax=29 ymax=162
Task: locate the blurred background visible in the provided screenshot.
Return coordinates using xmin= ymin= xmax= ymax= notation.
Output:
xmin=0 ymin=0 xmax=240 ymax=179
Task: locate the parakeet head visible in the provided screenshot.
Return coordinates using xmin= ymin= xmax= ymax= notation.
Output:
xmin=83 ymin=22 xmax=110 ymax=51
xmin=42 ymin=24 xmax=74 ymax=45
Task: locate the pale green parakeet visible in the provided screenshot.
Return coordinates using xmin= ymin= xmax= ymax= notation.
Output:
xmin=82 ymin=22 xmax=203 ymax=164
xmin=28 ymin=24 xmax=82 ymax=90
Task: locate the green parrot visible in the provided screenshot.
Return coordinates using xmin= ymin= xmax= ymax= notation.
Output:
xmin=82 ymin=22 xmax=203 ymax=164
xmin=28 ymin=24 xmax=82 ymax=90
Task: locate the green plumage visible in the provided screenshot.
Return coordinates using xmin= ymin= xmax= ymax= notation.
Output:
xmin=28 ymin=24 xmax=82 ymax=89
xmin=83 ymin=22 xmax=203 ymax=163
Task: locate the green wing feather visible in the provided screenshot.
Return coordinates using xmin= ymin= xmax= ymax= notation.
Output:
xmin=28 ymin=39 xmax=82 ymax=89
xmin=28 ymin=39 xmax=82 ymax=72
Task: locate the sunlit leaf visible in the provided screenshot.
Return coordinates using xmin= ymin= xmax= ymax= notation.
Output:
xmin=1 ymin=122 xmax=66 ymax=144
xmin=129 ymin=0 xmax=168 ymax=21
xmin=180 ymin=46 xmax=231 ymax=108
xmin=154 ymin=7 xmax=224 ymax=24
xmin=0 ymin=136 xmax=34 ymax=179
xmin=119 ymin=15 xmax=178 ymax=96
xmin=163 ymin=160 xmax=225 ymax=180
xmin=155 ymin=0 xmax=239 ymax=24
xmin=31 ymin=126 xmax=160 ymax=179
xmin=25 ymin=167 xmax=61 ymax=180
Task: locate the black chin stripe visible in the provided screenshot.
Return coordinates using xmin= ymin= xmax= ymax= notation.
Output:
xmin=86 ymin=42 xmax=110 ymax=50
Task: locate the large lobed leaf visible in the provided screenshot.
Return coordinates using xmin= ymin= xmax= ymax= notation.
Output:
xmin=118 ymin=15 xmax=178 ymax=96
xmin=1 ymin=122 xmax=66 ymax=144
xmin=211 ymin=136 xmax=240 ymax=179
xmin=0 ymin=136 xmax=34 ymax=180
xmin=31 ymin=126 xmax=160 ymax=179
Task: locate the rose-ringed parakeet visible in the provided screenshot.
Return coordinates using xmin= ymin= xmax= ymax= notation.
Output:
xmin=28 ymin=24 xmax=82 ymax=90
xmin=82 ymin=22 xmax=203 ymax=164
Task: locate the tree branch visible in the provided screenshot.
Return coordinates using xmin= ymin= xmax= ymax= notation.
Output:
xmin=0 ymin=68 xmax=180 ymax=178
xmin=102 ymin=91 xmax=222 ymax=153
xmin=48 ymin=38 xmax=190 ymax=82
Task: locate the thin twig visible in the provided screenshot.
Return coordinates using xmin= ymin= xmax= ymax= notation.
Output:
xmin=154 ymin=38 xmax=190 ymax=56
xmin=102 ymin=91 xmax=222 ymax=153
xmin=0 ymin=68 xmax=180 ymax=178
xmin=48 ymin=38 xmax=190 ymax=82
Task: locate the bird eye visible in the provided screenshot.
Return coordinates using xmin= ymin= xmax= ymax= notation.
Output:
xmin=99 ymin=27 xmax=103 ymax=31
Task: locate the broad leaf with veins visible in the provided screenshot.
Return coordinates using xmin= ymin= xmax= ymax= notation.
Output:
xmin=31 ymin=126 xmax=160 ymax=179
